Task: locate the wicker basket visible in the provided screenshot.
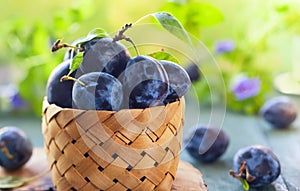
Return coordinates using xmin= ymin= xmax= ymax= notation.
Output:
xmin=42 ymin=97 xmax=185 ymax=191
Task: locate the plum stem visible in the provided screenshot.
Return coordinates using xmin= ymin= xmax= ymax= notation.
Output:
xmin=0 ymin=142 xmax=15 ymax=159
xmin=229 ymin=162 xmax=256 ymax=190
xmin=51 ymin=39 xmax=84 ymax=53
xmin=60 ymin=75 xmax=86 ymax=87
xmin=113 ymin=23 xmax=139 ymax=56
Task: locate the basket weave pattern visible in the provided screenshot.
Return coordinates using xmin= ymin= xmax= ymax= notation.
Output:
xmin=42 ymin=98 xmax=185 ymax=191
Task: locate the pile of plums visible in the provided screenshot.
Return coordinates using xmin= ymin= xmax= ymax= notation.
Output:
xmin=47 ymin=37 xmax=191 ymax=110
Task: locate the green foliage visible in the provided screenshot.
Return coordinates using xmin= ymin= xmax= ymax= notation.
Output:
xmin=1 ymin=0 xmax=98 ymax=115
xmin=19 ymin=57 xmax=57 ymax=116
xmin=2 ymin=0 xmax=300 ymax=116
xmin=277 ymin=2 xmax=300 ymax=34
xmin=160 ymin=0 xmax=224 ymax=37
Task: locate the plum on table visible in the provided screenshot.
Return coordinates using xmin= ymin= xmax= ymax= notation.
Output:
xmin=259 ymin=96 xmax=298 ymax=128
xmin=229 ymin=145 xmax=281 ymax=189
xmin=0 ymin=126 xmax=33 ymax=171
xmin=183 ymin=125 xmax=229 ymax=163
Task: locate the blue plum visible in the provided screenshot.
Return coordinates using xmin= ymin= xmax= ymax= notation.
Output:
xmin=230 ymin=145 xmax=281 ymax=188
xmin=160 ymin=60 xmax=191 ymax=104
xmin=185 ymin=63 xmax=201 ymax=82
xmin=46 ymin=60 xmax=76 ymax=108
xmin=0 ymin=126 xmax=33 ymax=171
xmin=72 ymin=72 xmax=123 ymax=111
xmin=79 ymin=37 xmax=131 ymax=78
xmin=121 ymin=56 xmax=169 ymax=109
xmin=260 ymin=96 xmax=298 ymax=128
xmin=183 ymin=126 xmax=229 ymax=163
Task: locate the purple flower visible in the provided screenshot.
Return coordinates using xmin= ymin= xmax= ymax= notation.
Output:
xmin=10 ymin=92 xmax=28 ymax=110
xmin=214 ymin=40 xmax=235 ymax=54
xmin=230 ymin=75 xmax=261 ymax=100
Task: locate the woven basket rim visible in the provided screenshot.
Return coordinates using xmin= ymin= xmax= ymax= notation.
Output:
xmin=43 ymin=96 xmax=184 ymax=113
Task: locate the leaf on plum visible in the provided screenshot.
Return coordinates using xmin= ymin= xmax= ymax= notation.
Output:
xmin=73 ymin=28 xmax=109 ymax=46
xmin=147 ymin=50 xmax=179 ymax=63
xmin=68 ymin=52 xmax=83 ymax=75
xmin=240 ymin=178 xmax=250 ymax=191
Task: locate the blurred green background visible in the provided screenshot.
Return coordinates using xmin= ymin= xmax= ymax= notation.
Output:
xmin=0 ymin=0 xmax=300 ymax=116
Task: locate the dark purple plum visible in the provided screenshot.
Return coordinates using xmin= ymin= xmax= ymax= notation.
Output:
xmin=183 ymin=126 xmax=229 ymax=163
xmin=46 ymin=60 xmax=76 ymax=108
xmin=79 ymin=37 xmax=131 ymax=78
xmin=128 ymin=79 xmax=169 ymax=109
xmin=121 ymin=56 xmax=169 ymax=109
xmin=259 ymin=96 xmax=298 ymax=128
xmin=185 ymin=63 xmax=201 ymax=82
xmin=160 ymin=60 xmax=191 ymax=104
xmin=229 ymin=145 xmax=281 ymax=188
xmin=72 ymin=72 xmax=123 ymax=111
xmin=0 ymin=126 xmax=33 ymax=171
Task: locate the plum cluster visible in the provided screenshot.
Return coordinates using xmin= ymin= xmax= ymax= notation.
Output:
xmin=47 ymin=36 xmax=191 ymax=111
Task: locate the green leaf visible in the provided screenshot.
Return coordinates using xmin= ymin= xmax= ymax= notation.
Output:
xmin=0 ymin=170 xmax=50 ymax=189
xmin=159 ymin=2 xmax=223 ymax=37
xmin=0 ymin=176 xmax=26 ymax=189
xmin=87 ymin=28 xmax=109 ymax=41
xmin=186 ymin=2 xmax=224 ymax=28
xmin=240 ymin=178 xmax=250 ymax=191
xmin=148 ymin=51 xmax=179 ymax=63
xmin=73 ymin=28 xmax=108 ymax=46
xmin=69 ymin=51 xmax=84 ymax=75
xmin=151 ymin=12 xmax=192 ymax=45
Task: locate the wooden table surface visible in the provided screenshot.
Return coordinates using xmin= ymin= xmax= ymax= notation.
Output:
xmin=0 ymin=93 xmax=299 ymax=191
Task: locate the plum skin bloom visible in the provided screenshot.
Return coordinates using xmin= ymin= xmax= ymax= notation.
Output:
xmin=230 ymin=75 xmax=261 ymax=100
